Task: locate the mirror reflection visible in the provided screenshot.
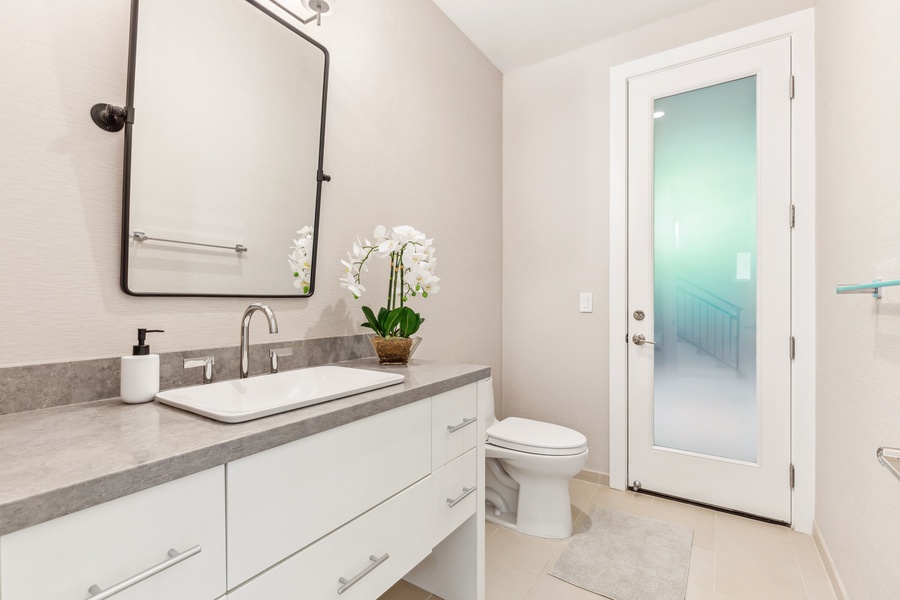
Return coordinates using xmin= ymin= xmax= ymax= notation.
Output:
xmin=122 ymin=0 xmax=328 ymax=296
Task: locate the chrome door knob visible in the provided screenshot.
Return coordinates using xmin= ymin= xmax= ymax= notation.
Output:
xmin=632 ymin=333 xmax=656 ymax=345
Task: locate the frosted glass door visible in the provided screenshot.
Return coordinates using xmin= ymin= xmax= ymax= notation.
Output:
xmin=652 ymin=76 xmax=758 ymax=463
xmin=626 ymin=38 xmax=792 ymax=522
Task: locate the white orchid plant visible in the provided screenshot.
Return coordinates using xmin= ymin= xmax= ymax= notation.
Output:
xmin=341 ymin=225 xmax=439 ymax=338
xmin=288 ymin=226 xmax=314 ymax=294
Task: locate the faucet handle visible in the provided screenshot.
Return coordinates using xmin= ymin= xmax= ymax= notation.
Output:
xmin=184 ymin=356 xmax=215 ymax=384
xmin=269 ymin=347 xmax=292 ymax=374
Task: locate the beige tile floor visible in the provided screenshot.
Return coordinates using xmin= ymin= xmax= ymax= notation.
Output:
xmin=379 ymin=480 xmax=838 ymax=600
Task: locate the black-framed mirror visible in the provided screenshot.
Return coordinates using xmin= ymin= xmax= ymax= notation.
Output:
xmin=120 ymin=0 xmax=329 ymax=297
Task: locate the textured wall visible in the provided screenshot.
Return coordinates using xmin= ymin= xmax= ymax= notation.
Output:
xmin=502 ymin=0 xmax=812 ymax=472
xmin=0 ymin=1 xmax=502 ymax=400
xmin=815 ymin=0 xmax=900 ymax=596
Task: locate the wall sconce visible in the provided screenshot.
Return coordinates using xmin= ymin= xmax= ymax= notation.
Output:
xmin=271 ymin=0 xmax=336 ymax=27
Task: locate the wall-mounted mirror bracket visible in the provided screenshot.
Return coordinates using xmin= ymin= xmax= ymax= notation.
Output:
xmin=318 ymin=170 xmax=332 ymax=182
xmin=91 ymin=103 xmax=133 ymax=132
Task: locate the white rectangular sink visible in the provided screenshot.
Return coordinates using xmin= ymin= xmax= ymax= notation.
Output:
xmin=156 ymin=366 xmax=405 ymax=423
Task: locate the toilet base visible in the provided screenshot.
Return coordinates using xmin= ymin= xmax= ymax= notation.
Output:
xmin=484 ymin=510 xmax=517 ymax=531
xmin=484 ymin=448 xmax=588 ymax=539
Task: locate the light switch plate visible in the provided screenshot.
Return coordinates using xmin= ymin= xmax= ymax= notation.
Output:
xmin=580 ymin=292 xmax=593 ymax=313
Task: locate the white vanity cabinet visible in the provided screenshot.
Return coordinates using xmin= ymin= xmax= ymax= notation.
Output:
xmin=429 ymin=384 xmax=479 ymax=547
xmin=226 ymin=382 xmax=483 ymax=598
xmin=0 ymin=377 xmax=485 ymax=600
xmin=0 ymin=466 xmax=226 ymax=600
xmin=226 ymin=477 xmax=433 ymax=599
xmin=225 ymin=399 xmax=432 ymax=588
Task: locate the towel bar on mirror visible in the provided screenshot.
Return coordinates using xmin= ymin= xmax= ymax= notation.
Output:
xmin=132 ymin=231 xmax=248 ymax=253
xmin=877 ymin=447 xmax=900 ymax=483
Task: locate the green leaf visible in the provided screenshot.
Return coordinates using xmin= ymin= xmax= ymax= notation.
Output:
xmin=396 ymin=307 xmax=421 ymax=337
xmin=361 ymin=306 xmax=384 ymax=336
xmin=382 ymin=307 xmax=404 ymax=337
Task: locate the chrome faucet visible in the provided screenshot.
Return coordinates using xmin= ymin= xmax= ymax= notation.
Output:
xmin=240 ymin=303 xmax=278 ymax=379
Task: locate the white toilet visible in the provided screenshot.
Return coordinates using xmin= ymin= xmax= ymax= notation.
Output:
xmin=478 ymin=378 xmax=588 ymax=539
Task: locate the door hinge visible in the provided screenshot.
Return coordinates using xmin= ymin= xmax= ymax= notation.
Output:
xmin=790 ymin=75 xmax=795 ymax=99
xmin=790 ymin=336 xmax=795 ymax=360
xmin=790 ymin=204 xmax=795 ymax=228
xmin=790 ymin=464 xmax=795 ymax=489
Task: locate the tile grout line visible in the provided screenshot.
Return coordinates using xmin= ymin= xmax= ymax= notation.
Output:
xmin=712 ymin=511 xmax=720 ymax=598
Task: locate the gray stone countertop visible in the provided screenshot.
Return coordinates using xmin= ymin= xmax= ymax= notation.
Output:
xmin=0 ymin=358 xmax=490 ymax=537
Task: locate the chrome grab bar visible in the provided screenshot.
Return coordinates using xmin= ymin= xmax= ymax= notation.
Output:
xmin=87 ymin=545 xmax=201 ymax=599
xmin=447 ymin=416 xmax=477 ymax=433
xmin=337 ymin=554 xmax=389 ymax=595
xmin=447 ymin=486 xmax=476 ymax=508
xmin=877 ymin=447 xmax=900 ymax=483
xmin=132 ymin=231 xmax=248 ymax=253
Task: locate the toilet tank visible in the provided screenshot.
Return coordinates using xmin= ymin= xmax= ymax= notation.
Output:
xmin=477 ymin=377 xmax=498 ymax=433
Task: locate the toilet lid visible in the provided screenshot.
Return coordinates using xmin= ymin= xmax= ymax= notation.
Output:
xmin=487 ymin=417 xmax=587 ymax=456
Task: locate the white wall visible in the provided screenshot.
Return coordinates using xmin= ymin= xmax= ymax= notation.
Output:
xmin=815 ymin=0 xmax=900 ymax=596
xmin=0 ymin=0 xmax=502 ymax=399
xmin=502 ymin=0 xmax=812 ymax=472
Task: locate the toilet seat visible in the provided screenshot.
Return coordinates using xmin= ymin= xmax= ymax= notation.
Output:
xmin=487 ymin=417 xmax=587 ymax=456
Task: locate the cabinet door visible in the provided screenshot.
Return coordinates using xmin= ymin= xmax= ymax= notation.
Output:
xmin=431 ymin=384 xmax=478 ymax=470
xmin=0 ymin=467 xmax=225 ymax=600
xmin=432 ymin=448 xmax=478 ymax=546
xmin=226 ymin=400 xmax=431 ymax=587
xmin=227 ymin=477 xmax=432 ymax=599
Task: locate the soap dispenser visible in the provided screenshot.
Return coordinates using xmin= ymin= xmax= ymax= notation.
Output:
xmin=121 ymin=328 xmax=164 ymax=404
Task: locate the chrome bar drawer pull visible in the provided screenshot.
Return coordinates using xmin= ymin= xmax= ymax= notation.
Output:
xmin=337 ymin=553 xmax=390 ymax=595
xmin=447 ymin=416 xmax=477 ymax=433
xmin=87 ymin=545 xmax=201 ymax=599
xmin=447 ymin=486 xmax=476 ymax=508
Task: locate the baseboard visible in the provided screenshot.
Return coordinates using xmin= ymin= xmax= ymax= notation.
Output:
xmin=575 ymin=469 xmax=609 ymax=486
xmin=813 ymin=521 xmax=850 ymax=600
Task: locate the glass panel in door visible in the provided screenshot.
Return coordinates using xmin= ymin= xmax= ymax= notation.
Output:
xmin=652 ymin=76 xmax=758 ymax=463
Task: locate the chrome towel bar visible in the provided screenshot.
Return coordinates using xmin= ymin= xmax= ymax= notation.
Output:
xmin=132 ymin=231 xmax=248 ymax=253
xmin=835 ymin=279 xmax=900 ymax=299
xmin=877 ymin=447 xmax=900 ymax=483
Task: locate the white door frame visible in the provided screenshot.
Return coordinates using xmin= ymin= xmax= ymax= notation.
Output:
xmin=608 ymin=9 xmax=815 ymax=533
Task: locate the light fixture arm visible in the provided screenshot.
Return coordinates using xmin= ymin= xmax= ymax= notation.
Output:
xmin=271 ymin=0 xmax=325 ymax=26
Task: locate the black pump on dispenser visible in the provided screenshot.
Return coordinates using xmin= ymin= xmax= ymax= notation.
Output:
xmin=121 ymin=328 xmax=165 ymax=404
xmin=132 ymin=328 xmax=164 ymax=356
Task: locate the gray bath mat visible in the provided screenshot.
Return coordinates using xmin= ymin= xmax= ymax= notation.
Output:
xmin=548 ymin=505 xmax=693 ymax=600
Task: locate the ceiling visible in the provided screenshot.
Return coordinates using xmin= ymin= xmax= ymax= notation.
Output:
xmin=431 ymin=0 xmax=723 ymax=73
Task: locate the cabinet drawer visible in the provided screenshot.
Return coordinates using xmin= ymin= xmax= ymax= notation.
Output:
xmin=432 ymin=448 xmax=477 ymax=546
xmin=431 ymin=383 xmax=477 ymax=471
xmin=0 ymin=466 xmax=225 ymax=600
xmin=226 ymin=400 xmax=431 ymax=587
xmin=227 ymin=477 xmax=432 ymax=600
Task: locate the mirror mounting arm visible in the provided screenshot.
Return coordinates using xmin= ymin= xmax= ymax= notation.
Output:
xmin=318 ymin=170 xmax=332 ymax=182
xmin=91 ymin=103 xmax=133 ymax=132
